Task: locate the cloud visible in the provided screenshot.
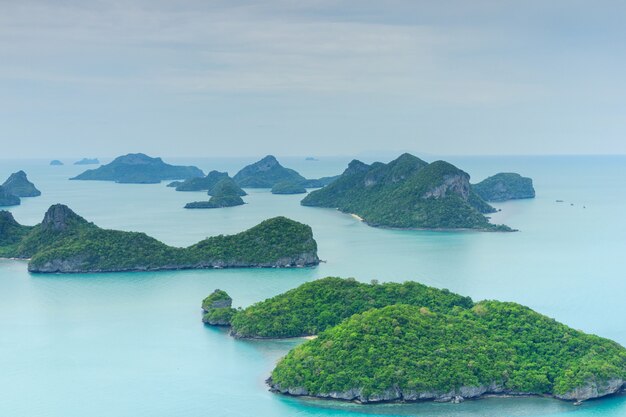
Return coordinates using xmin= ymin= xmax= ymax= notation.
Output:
xmin=0 ymin=0 xmax=546 ymax=104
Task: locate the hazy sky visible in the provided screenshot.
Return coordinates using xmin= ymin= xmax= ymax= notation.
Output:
xmin=1 ymin=0 xmax=625 ymax=158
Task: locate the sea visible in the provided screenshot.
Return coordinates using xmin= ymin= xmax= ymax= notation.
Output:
xmin=1 ymin=155 xmax=625 ymax=417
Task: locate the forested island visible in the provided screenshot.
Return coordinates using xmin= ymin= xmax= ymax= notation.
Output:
xmin=201 ymin=277 xmax=626 ymax=404
xmin=271 ymin=181 xmax=307 ymax=195
xmin=301 ymin=153 xmax=509 ymax=231
xmin=0 ymin=204 xmax=319 ymax=272
xmin=473 ymin=173 xmax=536 ymax=202
xmin=185 ymin=178 xmax=247 ymax=209
xmin=71 ymin=153 xmax=204 ymax=184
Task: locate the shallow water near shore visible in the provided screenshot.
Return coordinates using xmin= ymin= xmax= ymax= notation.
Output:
xmin=1 ymin=155 xmax=626 ymax=417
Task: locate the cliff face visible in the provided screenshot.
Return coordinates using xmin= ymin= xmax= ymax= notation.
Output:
xmin=2 ymin=171 xmax=41 ymax=197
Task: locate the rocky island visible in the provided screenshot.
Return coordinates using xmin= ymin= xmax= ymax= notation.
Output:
xmin=271 ymin=181 xmax=307 ymax=195
xmin=473 ymin=172 xmax=536 ymax=202
xmin=70 ymin=153 xmax=204 ymax=184
xmin=74 ymin=158 xmax=100 ymax=165
xmin=2 ymin=171 xmax=41 ymax=197
xmin=0 ymin=204 xmax=319 ymax=272
xmin=202 ymin=290 xmax=236 ymax=325
xmin=202 ymin=277 xmax=626 ymax=404
xmin=185 ymin=178 xmax=247 ymax=209
xmin=301 ymin=153 xmax=509 ymax=231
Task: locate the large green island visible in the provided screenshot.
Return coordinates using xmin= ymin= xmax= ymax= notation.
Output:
xmin=301 ymin=153 xmax=510 ymax=231
xmin=0 ymin=205 xmax=319 ymax=272
xmin=202 ymin=278 xmax=626 ymax=404
xmin=70 ymin=153 xmax=204 ymax=184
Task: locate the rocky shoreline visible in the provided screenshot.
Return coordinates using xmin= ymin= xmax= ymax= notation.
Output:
xmin=267 ymin=378 xmax=626 ymax=404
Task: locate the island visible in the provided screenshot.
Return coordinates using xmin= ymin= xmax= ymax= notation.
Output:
xmin=202 ymin=290 xmax=236 ymax=325
xmin=50 ymin=160 xmax=64 ymax=166
xmin=0 ymin=204 xmax=319 ymax=272
xmin=233 ymin=155 xmax=306 ymax=188
xmin=2 ymin=171 xmax=41 ymax=197
xmin=173 ymin=170 xmax=229 ymax=192
xmin=233 ymin=155 xmax=338 ymax=189
xmin=70 ymin=153 xmax=204 ymax=184
xmin=0 ymin=187 xmax=20 ymax=207
xmin=301 ymin=153 xmax=510 ymax=231
xmin=271 ymin=181 xmax=307 ymax=195
xmin=200 ymin=277 xmax=626 ymax=404
xmin=472 ymin=173 xmax=536 ymax=202
xmin=269 ymin=301 xmax=626 ymax=403
xmin=74 ymin=158 xmax=100 ymax=165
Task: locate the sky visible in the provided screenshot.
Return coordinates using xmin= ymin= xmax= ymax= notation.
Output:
xmin=1 ymin=0 xmax=625 ymax=158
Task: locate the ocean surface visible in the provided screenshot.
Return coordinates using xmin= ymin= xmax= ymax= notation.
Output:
xmin=1 ymin=155 xmax=625 ymax=417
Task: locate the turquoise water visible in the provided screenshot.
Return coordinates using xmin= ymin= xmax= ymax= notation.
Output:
xmin=1 ymin=155 xmax=625 ymax=417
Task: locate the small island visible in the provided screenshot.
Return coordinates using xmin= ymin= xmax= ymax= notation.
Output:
xmin=271 ymin=181 xmax=307 ymax=195
xmin=208 ymin=178 xmax=246 ymax=197
xmin=185 ymin=178 xmax=247 ymax=209
xmin=0 ymin=204 xmax=319 ymax=272
xmin=50 ymin=160 xmax=64 ymax=166
xmin=202 ymin=277 xmax=626 ymax=404
xmin=301 ymin=153 xmax=510 ymax=231
xmin=2 ymin=171 xmax=41 ymax=197
xmin=233 ymin=155 xmax=306 ymax=188
xmin=233 ymin=155 xmax=338 ymax=189
xmin=202 ymin=290 xmax=235 ymax=325
xmin=70 ymin=153 xmax=204 ymax=184
xmin=74 ymin=158 xmax=100 ymax=165
xmin=473 ymin=173 xmax=535 ymax=202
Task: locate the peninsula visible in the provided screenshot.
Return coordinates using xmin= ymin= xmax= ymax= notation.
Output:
xmin=0 ymin=204 xmax=319 ymax=272
xmin=70 ymin=153 xmax=204 ymax=184
xmin=301 ymin=153 xmax=510 ymax=231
